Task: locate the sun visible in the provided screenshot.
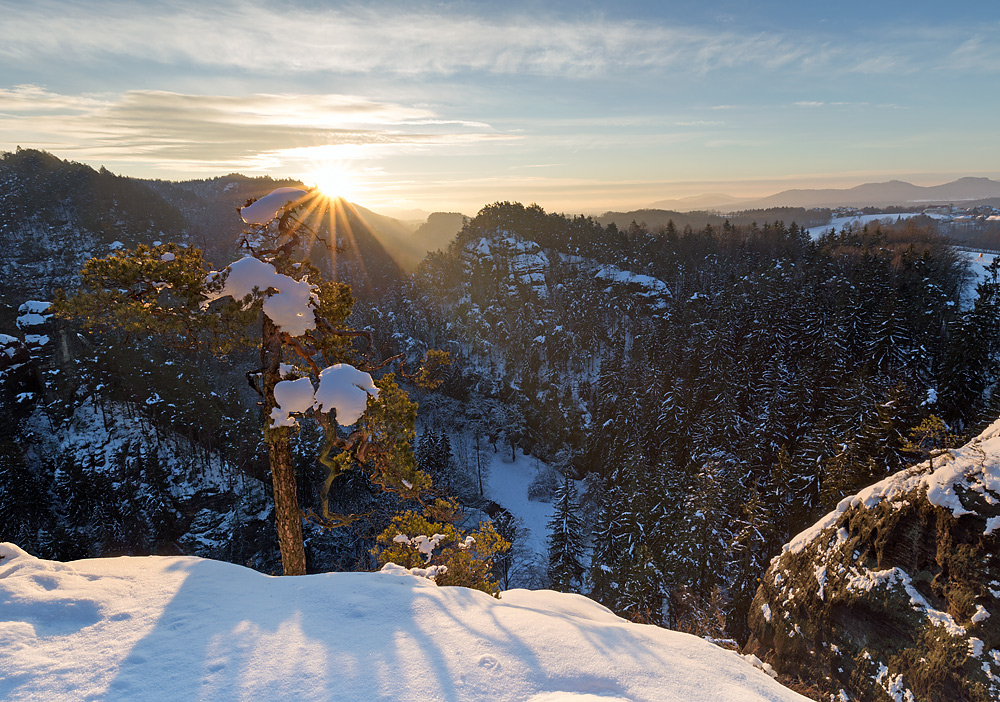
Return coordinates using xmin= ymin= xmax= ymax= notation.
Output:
xmin=309 ymin=168 xmax=360 ymax=202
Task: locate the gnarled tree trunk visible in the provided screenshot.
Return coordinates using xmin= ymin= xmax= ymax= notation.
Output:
xmin=262 ymin=315 xmax=306 ymax=576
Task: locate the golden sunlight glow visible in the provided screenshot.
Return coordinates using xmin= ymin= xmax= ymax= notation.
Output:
xmin=309 ymin=167 xmax=360 ymax=202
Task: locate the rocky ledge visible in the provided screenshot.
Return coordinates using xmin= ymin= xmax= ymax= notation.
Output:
xmin=746 ymin=418 xmax=1000 ymax=701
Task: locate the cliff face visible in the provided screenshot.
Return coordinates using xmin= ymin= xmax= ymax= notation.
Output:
xmin=747 ymin=420 xmax=1000 ymax=702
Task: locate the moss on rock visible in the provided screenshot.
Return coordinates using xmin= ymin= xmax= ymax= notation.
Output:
xmin=746 ymin=425 xmax=1000 ymax=702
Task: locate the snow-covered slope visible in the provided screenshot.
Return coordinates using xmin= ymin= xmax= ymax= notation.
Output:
xmin=0 ymin=544 xmax=807 ymax=702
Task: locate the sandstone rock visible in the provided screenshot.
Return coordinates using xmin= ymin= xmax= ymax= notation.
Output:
xmin=747 ymin=419 xmax=1000 ymax=701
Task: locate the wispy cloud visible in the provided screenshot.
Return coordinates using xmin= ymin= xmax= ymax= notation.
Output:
xmin=0 ymin=86 xmax=513 ymax=174
xmin=0 ymin=1 xmax=829 ymax=78
xmin=4 ymin=1 xmax=994 ymax=81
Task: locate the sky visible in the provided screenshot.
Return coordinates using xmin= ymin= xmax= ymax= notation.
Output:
xmin=1 ymin=0 xmax=998 ymax=216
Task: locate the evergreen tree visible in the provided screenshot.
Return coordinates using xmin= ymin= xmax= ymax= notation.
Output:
xmin=546 ymin=476 xmax=585 ymax=592
xmin=726 ymin=481 xmax=771 ymax=645
xmin=0 ymin=438 xmax=50 ymax=551
xmin=55 ymin=188 xmax=448 ymax=575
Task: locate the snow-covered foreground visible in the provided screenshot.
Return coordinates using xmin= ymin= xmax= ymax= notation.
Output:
xmin=0 ymin=545 xmax=806 ymax=702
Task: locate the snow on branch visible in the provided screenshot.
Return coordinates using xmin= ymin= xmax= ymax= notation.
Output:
xmin=240 ymin=187 xmax=308 ymax=225
xmin=269 ymin=377 xmax=316 ymax=428
xmin=268 ymin=363 xmax=380 ymax=428
xmin=314 ymin=364 xmax=380 ymax=425
xmin=203 ymin=256 xmax=318 ymax=337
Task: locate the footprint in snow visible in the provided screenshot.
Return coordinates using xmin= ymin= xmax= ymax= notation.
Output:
xmin=477 ymin=654 xmax=500 ymax=670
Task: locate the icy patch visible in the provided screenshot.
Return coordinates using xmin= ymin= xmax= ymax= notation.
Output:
xmin=761 ymin=603 xmax=772 ymax=622
xmin=972 ymin=604 xmax=990 ymax=624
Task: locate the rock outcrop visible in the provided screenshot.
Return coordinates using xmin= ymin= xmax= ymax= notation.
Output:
xmin=747 ymin=419 xmax=1000 ymax=702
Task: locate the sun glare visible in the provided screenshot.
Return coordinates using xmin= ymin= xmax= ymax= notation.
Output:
xmin=310 ymin=168 xmax=360 ymax=202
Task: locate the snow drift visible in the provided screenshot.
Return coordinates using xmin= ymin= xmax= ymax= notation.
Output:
xmin=0 ymin=544 xmax=805 ymax=701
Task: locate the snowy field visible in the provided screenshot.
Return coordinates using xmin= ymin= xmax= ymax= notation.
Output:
xmin=804 ymin=212 xmax=924 ymax=239
xmin=962 ymin=249 xmax=998 ymax=282
xmin=959 ymin=248 xmax=998 ymax=305
xmin=0 ymin=544 xmax=807 ymax=702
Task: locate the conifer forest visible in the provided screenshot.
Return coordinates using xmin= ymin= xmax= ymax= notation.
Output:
xmin=2 ymin=154 xmax=999 ymax=652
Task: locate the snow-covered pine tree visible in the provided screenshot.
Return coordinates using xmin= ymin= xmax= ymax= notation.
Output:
xmin=55 ymin=188 xmax=448 ymax=575
xmin=589 ymin=439 xmax=669 ymax=624
xmin=546 ymin=475 xmax=585 ymax=592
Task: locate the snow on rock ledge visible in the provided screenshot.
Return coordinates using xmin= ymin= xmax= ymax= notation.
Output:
xmin=0 ymin=545 xmax=808 ymax=702
xmin=785 ymin=416 xmax=1000 ymax=557
xmin=746 ymin=419 xmax=1000 ymax=701
xmin=15 ymin=300 xmax=52 ymax=329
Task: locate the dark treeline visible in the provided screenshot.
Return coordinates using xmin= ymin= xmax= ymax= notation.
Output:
xmin=597 ymin=206 xmax=831 ymax=234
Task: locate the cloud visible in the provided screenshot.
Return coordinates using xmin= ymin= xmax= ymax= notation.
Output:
xmin=0 ymin=85 xmax=513 ymax=174
xmin=0 ymin=0 xmax=829 ymax=78
xmin=4 ymin=1 xmax=994 ymax=82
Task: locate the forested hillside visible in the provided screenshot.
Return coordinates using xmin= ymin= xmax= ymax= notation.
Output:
xmin=376 ymin=202 xmax=1000 ymax=641
xmin=3 ymin=161 xmax=999 ymax=663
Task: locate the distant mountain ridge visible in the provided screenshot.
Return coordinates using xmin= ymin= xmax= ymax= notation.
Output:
xmin=652 ymin=177 xmax=1000 ymax=212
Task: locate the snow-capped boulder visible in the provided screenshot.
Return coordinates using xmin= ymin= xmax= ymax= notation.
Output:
xmin=16 ymin=300 xmax=53 ymax=348
xmin=0 ymin=332 xmax=38 ymax=415
xmin=594 ymin=264 xmax=670 ymax=308
xmin=746 ymin=419 xmax=1000 ymax=701
xmin=0 ymin=332 xmax=29 ymax=370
